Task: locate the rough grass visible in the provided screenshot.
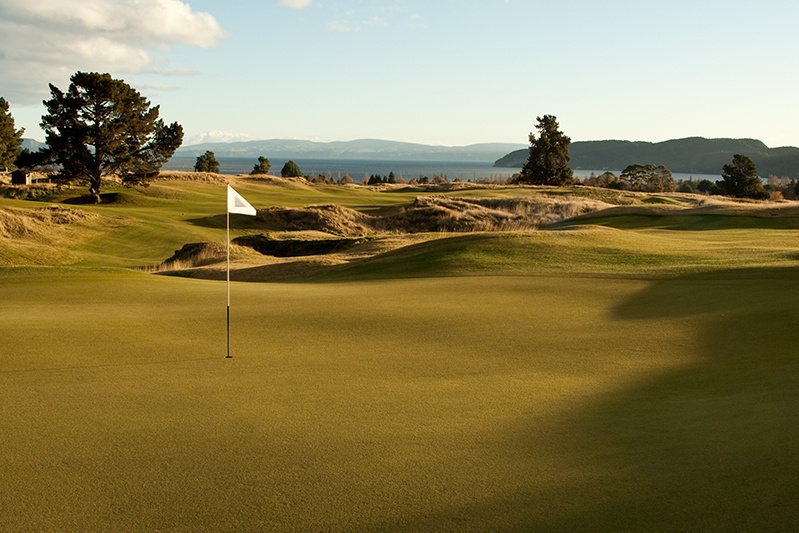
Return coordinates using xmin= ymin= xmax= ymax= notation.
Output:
xmin=248 ymin=195 xmax=610 ymax=236
xmin=0 ymin=205 xmax=124 ymax=265
xmin=6 ymin=176 xmax=797 ymax=280
xmin=256 ymin=203 xmax=373 ymax=236
xmin=155 ymin=241 xmax=229 ymax=271
xmin=0 ymin=205 xmax=99 ymax=239
xmin=375 ymin=195 xmax=609 ymax=233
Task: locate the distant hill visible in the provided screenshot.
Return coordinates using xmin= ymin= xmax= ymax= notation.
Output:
xmin=495 ymin=137 xmax=799 ymax=177
xmin=21 ymin=138 xmax=46 ymax=152
xmin=175 ymin=138 xmax=527 ymax=162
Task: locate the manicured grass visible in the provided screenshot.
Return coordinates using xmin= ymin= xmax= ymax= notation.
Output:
xmin=1 ymin=267 xmax=799 ymax=530
xmin=567 ymin=212 xmax=799 ymax=231
xmin=3 ymin=181 xmax=799 ymax=529
xmin=312 ymin=226 xmax=799 ymax=281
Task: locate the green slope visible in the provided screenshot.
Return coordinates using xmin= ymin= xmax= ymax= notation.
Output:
xmin=5 ymin=179 xmax=799 ymax=280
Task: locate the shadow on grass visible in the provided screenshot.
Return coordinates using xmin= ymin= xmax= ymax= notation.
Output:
xmin=379 ymin=266 xmax=799 ymax=530
xmin=560 ymin=213 xmax=799 ymax=231
xmin=305 ymin=237 xmax=469 ymax=282
xmin=61 ymin=192 xmax=120 ymax=205
xmin=186 ymin=213 xmax=260 ymax=230
xmin=547 ymin=266 xmax=799 ymax=530
xmin=232 ymin=234 xmax=368 ymax=257
xmin=160 ymin=234 xmax=479 ymax=282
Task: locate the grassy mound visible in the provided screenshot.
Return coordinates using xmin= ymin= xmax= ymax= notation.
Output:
xmin=159 ymin=242 xmax=228 ymax=270
xmin=154 ymin=170 xmax=229 ymax=183
xmin=251 ymin=195 xmax=611 ymax=237
xmin=377 ymin=195 xmax=609 ymax=232
xmin=559 ymin=202 xmax=799 ymax=231
xmin=0 ymin=205 xmax=98 ymax=237
xmin=0 ymin=205 xmax=120 ymax=265
xmin=256 ymin=204 xmax=373 ymax=236
xmin=3 ymin=178 xmax=799 ymax=281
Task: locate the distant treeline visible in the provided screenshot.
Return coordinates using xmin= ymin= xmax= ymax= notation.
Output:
xmin=495 ymin=137 xmax=799 ymax=178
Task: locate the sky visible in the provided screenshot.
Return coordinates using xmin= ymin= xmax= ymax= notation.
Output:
xmin=1 ymin=0 xmax=798 ymax=148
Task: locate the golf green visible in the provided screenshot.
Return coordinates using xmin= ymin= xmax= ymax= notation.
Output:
xmin=2 ymin=267 xmax=798 ymax=530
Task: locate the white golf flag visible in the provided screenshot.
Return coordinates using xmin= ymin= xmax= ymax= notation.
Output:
xmin=227 ymin=185 xmax=256 ymax=216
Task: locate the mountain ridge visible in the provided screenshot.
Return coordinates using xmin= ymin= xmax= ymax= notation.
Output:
xmin=19 ymin=136 xmax=799 ymax=177
xmin=495 ymin=137 xmax=799 ymax=177
xmin=174 ymin=138 xmax=527 ymax=162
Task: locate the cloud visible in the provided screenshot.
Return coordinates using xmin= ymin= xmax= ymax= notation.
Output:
xmin=277 ymin=0 xmax=312 ymax=8
xmin=327 ymin=20 xmax=360 ymax=33
xmin=0 ymin=0 xmax=226 ymax=105
xmin=144 ymin=67 xmax=201 ymax=77
xmin=328 ymin=16 xmax=388 ymax=33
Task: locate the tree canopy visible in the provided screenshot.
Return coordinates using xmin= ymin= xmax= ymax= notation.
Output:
xmin=517 ymin=115 xmax=573 ymax=186
xmin=39 ymin=72 xmax=183 ymax=202
xmin=195 ymin=150 xmax=220 ymax=173
xmin=0 ymin=97 xmax=24 ymax=171
xmin=281 ymin=160 xmax=302 ymax=178
xmin=721 ymin=154 xmax=768 ymax=199
xmin=620 ymin=164 xmax=676 ymax=192
xmin=251 ymin=156 xmax=271 ymax=175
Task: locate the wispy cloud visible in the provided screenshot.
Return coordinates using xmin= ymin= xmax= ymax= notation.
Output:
xmin=327 ymin=20 xmax=359 ymax=33
xmin=325 ymin=3 xmax=419 ymax=33
xmin=277 ymin=0 xmax=312 ymax=8
xmin=327 ymin=15 xmax=389 ymax=33
xmin=144 ymin=67 xmax=201 ymax=77
xmin=0 ymin=0 xmax=226 ymax=105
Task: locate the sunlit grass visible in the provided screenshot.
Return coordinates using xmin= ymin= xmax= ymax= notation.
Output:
xmin=2 ymin=268 xmax=798 ymax=530
xmin=6 ymin=178 xmax=799 ymax=274
xmin=312 ymin=225 xmax=799 ymax=281
xmin=2 ymin=179 xmax=799 ymax=529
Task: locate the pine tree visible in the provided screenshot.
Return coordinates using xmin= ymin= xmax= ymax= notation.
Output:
xmin=721 ymin=154 xmax=768 ymax=199
xmin=40 ymin=72 xmax=183 ymax=202
xmin=517 ymin=115 xmax=573 ymax=186
xmin=0 ymin=97 xmax=24 ymax=171
xmin=195 ymin=150 xmax=220 ymax=173
xmin=281 ymin=160 xmax=302 ymax=178
xmin=251 ymin=156 xmax=271 ymax=175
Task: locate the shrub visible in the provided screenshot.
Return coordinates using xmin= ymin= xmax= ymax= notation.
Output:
xmin=281 ymin=160 xmax=302 ymax=178
xmin=195 ymin=151 xmax=219 ymax=173
xmin=251 ymin=156 xmax=271 ymax=175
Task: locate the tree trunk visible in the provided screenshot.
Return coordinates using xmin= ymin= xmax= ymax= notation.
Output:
xmin=90 ymin=180 xmax=102 ymax=204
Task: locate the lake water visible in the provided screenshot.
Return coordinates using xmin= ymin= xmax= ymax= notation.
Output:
xmin=163 ymin=156 xmax=723 ymax=183
xmin=163 ymin=156 xmax=520 ymax=182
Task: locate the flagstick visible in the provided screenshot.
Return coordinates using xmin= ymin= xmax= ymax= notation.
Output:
xmin=225 ymin=185 xmax=256 ymax=360
xmin=226 ymin=208 xmax=232 ymax=359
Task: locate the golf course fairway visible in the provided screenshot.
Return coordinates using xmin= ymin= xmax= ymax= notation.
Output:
xmin=2 ymin=265 xmax=798 ymax=530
